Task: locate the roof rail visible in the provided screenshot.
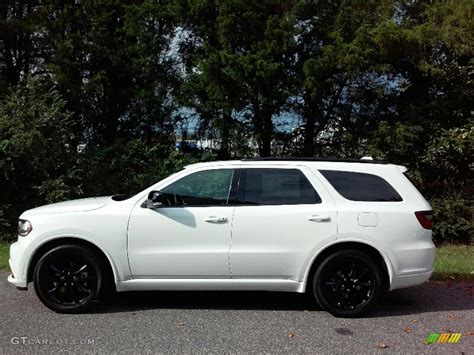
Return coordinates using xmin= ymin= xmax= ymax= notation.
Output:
xmin=241 ymin=157 xmax=387 ymax=164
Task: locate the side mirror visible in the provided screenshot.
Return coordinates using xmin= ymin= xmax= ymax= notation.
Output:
xmin=145 ymin=190 xmax=164 ymax=209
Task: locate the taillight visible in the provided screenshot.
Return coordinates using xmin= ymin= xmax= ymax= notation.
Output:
xmin=415 ymin=210 xmax=433 ymax=229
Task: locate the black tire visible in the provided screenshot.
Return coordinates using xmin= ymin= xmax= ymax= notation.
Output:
xmin=312 ymin=249 xmax=382 ymax=317
xmin=33 ymin=244 xmax=108 ymax=313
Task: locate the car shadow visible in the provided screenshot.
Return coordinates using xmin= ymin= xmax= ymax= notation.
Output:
xmin=93 ymin=281 xmax=474 ymax=317
xmin=153 ymin=208 xmax=197 ymax=228
xmin=366 ymin=281 xmax=474 ymax=318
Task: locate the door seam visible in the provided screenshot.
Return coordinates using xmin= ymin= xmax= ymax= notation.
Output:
xmin=228 ymin=206 xmax=236 ymax=278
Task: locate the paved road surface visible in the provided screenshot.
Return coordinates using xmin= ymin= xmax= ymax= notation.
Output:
xmin=0 ymin=272 xmax=472 ymax=353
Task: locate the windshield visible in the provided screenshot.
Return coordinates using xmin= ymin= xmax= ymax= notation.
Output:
xmin=110 ymin=168 xmax=187 ymax=201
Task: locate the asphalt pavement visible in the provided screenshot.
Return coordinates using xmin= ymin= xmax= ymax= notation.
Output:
xmin=0 ymin=271 xmax=472 ymax=354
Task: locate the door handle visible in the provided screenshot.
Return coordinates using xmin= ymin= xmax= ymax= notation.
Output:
xmin=307 ymin=215 xmax=331 ymax=222
xmin=204 ymin=216 xmax=228 ymax=224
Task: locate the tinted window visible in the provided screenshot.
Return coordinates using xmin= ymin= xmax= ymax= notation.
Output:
xmin=320 ymin=170 xmax=402 ymax=202
xmin=161 ymin=169 xmax=234 ymax=206
xmin=237 ymin=168 xmax=321 ymax=205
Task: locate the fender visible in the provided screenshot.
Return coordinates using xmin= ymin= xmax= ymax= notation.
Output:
xmin=300 ymin=237 xmax=395 ymax=292
xmin=24 ymin=233 xmax=121 ymax=285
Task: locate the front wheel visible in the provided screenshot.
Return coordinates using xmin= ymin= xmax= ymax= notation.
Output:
xmin=33 ymin=244 xmax=106 ymax=313
xmin=312 ymin=249 xmax=382 ymax=317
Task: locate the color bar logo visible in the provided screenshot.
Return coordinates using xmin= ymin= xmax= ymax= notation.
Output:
xmin=425 ymin=333 xmax=462 ymax=344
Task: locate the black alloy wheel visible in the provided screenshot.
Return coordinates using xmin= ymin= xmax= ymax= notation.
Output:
xmin=313 ymin=249 xmax=382 ymax=317
xmin=33 ymin=244 xmax=106 ymax=313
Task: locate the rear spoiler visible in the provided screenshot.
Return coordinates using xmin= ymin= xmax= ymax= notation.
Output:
xmin=395 ymin=165 xmax=408 ymax=173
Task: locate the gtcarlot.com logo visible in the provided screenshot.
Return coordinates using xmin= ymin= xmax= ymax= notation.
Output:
xmin=425 ymin=333 xmax=462 ymax=344
xmin=11 ymin=337 xmax=95 ymax=346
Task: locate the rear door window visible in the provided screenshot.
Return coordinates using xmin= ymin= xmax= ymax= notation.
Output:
xmin=319 ymin=170 xmax=402 ymax=202
xmin=237 ymin=168 xmax=322 ymax=205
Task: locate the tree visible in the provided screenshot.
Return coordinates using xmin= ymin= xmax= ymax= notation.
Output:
xmin=37 ymin=0 xmax=179 ymax=145
xmin=174 ymin=0 xmax=295 ymax=157
xmin=0 ymin=0 xmax=43 ymax=96
xmin=369 ymin=0 xmax=473 ymax=161
xmin=173 ymin=0 xmax=239 ymax=158
xmin=290 ymin=0 xmax=397 ymax=157
xmin=367 ymin=0 xmax=473 ymax=242
xmin=0 ymin=79 xmax=79 ymax=238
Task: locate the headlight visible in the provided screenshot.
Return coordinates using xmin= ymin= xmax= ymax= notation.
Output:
xmin=18 ymin=219 xmax=33 ymax=237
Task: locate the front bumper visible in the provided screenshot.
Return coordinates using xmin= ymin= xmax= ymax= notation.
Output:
xmin=7 ymin=273 xmax=27 ymax=289
xmin=7 ymin=240 xmax=29 ymax=289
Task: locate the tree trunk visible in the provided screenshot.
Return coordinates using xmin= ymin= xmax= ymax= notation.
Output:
xmin=302 ymin=105 xmax=316 ymax=157
xmin=260 ymin=110 xmax=272 ymax=157
xmin=251 ymin=101 xmax=273 ymax=157
xmin=218 ymin=109 xmax=231 ymax=159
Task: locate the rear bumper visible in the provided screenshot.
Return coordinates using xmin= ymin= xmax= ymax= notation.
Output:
xmin=390 ymin=269 xmax=433 ymax=290
xmin=386 ymin=232 xmax=435 ymax=290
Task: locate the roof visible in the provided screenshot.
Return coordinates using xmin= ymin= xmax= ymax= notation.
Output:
xmin=184 ymin=157 xmax=391 ymax=170
xmin=241 ymin=157 xmax=387 ymax=164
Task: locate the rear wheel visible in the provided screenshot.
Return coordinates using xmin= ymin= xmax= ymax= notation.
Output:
xmin=33 ymin=244 xmax=107 ymax=313
xmin=312 ymin=249 xmax=382 ymax=317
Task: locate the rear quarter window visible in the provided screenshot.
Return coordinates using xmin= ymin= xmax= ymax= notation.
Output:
xmin=319 ymin=170 xmax=403 ymax=202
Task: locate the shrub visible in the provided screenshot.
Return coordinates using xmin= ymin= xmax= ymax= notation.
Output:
xmin=0 ymin=79 xmax=80 ymax=241
xmin=431 ymin=195 xmax=473 ymax=244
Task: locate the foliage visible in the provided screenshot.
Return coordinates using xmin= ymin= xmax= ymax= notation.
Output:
xmin=431 ymin=194 xmax=473 ymax=244
xmin=175 ymin=0 xmax=296 ymax=157
xmin=424 ymin=124 xmax=473 ymax=243
xmin=0 ymin=79 xmax=80 ymax=239
xmin=0 ymin=0 xmax=472 ymax=243
xmin=79 ymin=139 xmax=215 ymax=197
xmin=424 ymin=124 xmax=473 ymax=193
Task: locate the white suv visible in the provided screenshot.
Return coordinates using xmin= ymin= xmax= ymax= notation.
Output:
xmin=8 ymin=158 xmax=435 ymax=317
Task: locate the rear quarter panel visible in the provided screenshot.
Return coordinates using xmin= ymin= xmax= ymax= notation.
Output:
xmin=310 ymin=164 xmax=434 ymax=279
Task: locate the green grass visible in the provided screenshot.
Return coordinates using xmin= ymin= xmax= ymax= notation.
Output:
xmin=0 ymin=241 xmax=10 ymax=271
xmin=0 ymin=241 xmax=472 ymax=281
xmin=432 ymin=243 xmax=474 ymax=281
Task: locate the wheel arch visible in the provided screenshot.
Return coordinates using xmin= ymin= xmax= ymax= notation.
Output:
xmin=303 ymin=241 xmax=392 ymax=293
xmin=27 ymin=236 xmax=117 ymax=289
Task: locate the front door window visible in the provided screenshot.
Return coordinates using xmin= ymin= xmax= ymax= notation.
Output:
xmin=161 ymin=169 xmax=234 ymax=206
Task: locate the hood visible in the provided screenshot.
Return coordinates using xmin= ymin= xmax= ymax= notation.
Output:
xmin=22 ymin=196 xmax=112 ymax=217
